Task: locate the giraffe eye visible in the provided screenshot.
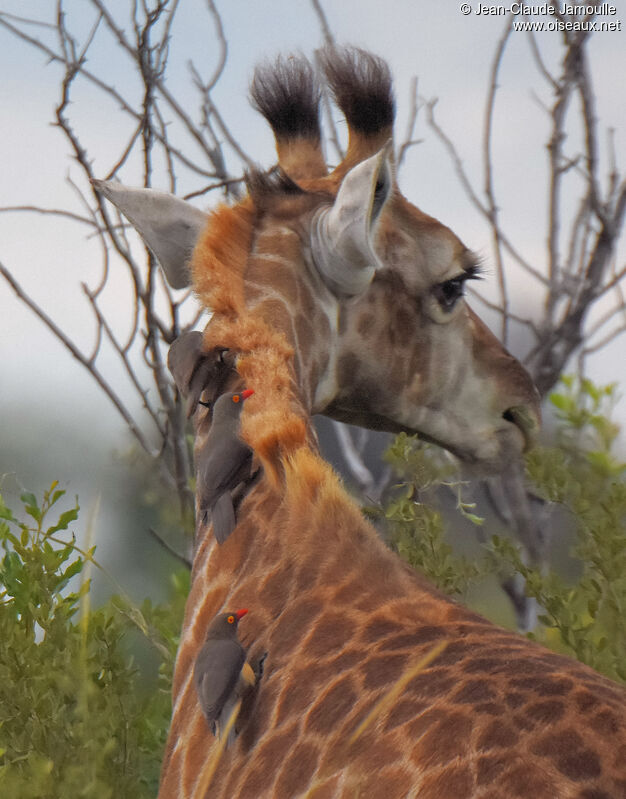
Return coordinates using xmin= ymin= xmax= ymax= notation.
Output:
xmin=433 ymin=277 xmax=465 ymax=311
xmin=227 ymin=615 xmax=235 ymax=624
xmin=432 ymin=266 xmax=482 ymax=313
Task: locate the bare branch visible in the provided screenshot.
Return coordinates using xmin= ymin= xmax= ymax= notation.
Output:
xmin=396 ymin=77 xmax=421 ymax=173
xmin=148 ymin=527 xmax=192 ymax=569
xmin=0 ymin=206 xmax=97 ymax=227
xmin=483 ymin=20 xmax=512 ymax=343
xmin=310 ymin=0 xmax=335 ymax=48
xmin=426 ymin=99 xmax=548 ymax=286
xmin=0 ymin=260 xmax=157 ymax=457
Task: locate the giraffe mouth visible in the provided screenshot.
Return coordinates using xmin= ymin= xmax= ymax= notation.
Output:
xmin=502 ymin=405 xmax=540 ymax=452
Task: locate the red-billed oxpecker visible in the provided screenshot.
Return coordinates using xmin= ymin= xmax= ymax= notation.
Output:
xmin=197 ymin=388 xmax=255 ymax=544
xmin=194 ymin=608 xmax=255 ymax=744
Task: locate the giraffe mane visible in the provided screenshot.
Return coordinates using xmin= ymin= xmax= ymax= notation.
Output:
xmin=192 ymin=203 xmax=311 ymax=486
xmin=244 ymin=168 xmax=306 ymax=199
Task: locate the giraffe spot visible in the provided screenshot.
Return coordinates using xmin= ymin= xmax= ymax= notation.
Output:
xmin=269 ymin=597 xmax=321 ymax=654
xmin=360 ymin=616 xmax=407 ymax=644
xmin=361 ymin=653 xmax=408 ymax=690
xmin=531 ymin=728 xmax=584 ymax=758
xmin=331 ymin=578 xmax=363 ymax=604
xmin=451 ymin=678 xmax=496 ymax=704
xmin=384 ymin=698 xmax=427 ymax=731
xmin=428 ymin=638 xmax=472 ymax=666
xmin=613 ymin=744 xmax=626 ymax=770
xmin=303 ymin=774 xmax=341 ymax=799
xmin=475 ymin=702 xmax=504 ymax=716
xmin=418 ymin=764 xmax=473 ymax=798
xmin=301 ymin=612 xmax=356 ymax=659
xmin=557 ymin=750 xmax=602 ymax=781
xmin=274 ymin=669 xmax=316 ymax=725
xmin=500 ymin=762 xmax=557 ymax=796
xmin=578 ymin=790 xmax=614 ymax=799
xmin=348 ymin=766 xmax=413 ymax=799
xmin=357 ymin=312 xmax=376 ymax=337
xmin=236 ymin=724 xmax=299 ymax=799
xmin=536 ymin=676 xmax=574 ymax=695
xmin=337 ymin=353 xmax=359 ymax=384
xmin=510 ymin=675 xmax=574 ymax=696
xmin=447 ymin=611 xmax=492 ymax=628
xmin=355 ymin=582 xmax=403 ymax=611
xmin=476 ymin=753 xmax=508 ymax=785
xmin=283 ymin=659 xmax=341 ymax=705
xmin=304 ymin=675 xmax=358 ymax=736
xmin=477 ymin=719 xmax=519 ymax=750
xmin=509 ymin=658 xmax=552 ymax=676
xmin=294 ymin=562 xmax=319 ymax=593
xmin=462 ymin=656 xmax=508 ymax=674
xmin=407 ymin=707 xmax=440 ymax=742
xmin=384 ymin=630 xmax=448 ymax=652
xmin=259 ymin=562 xmax=296 ymax=616
xmin=274 ymin=741 xmax=320 ymax=798
xmin=513 ymin=712 xmax=537 ymax=732
xmin=412 ymin=711 xmax=473 ymax=768
xmin=328 ymin=648 xmax=362 ymax=672
xmin=505 ymin=691 xmax=525 ymax=708
xmin=407 ymin=667 xmax=455 ymax=700
xmin=575 ymin=689 xmax=600 ymax=713
xmin=350 ymin=738 xmax=403 ymax=774
xmin=525 ymin=699 xmax=566 ymax=724
xmin=589 ymin=708 xmax=620 ymax=736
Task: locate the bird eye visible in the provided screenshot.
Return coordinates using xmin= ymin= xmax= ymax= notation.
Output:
xmin=232 ymin=395 xmax=240 ymax=403
xmin=227 ymin=615 xmax=235 ymax=624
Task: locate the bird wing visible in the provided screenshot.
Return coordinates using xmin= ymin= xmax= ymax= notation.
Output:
xmin=196 ymin=436 xmax=252 ymax=510
xmin=194 ymin=639 xmax=246 ymax=722
xmin=211 ymin=492 xmax=237 ymax=545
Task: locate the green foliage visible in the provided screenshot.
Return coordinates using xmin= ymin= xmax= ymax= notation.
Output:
xmin=383 ymin=437 xmax=488 ymax=597
xmin=0 ymin=483 xmax=188 ymax=798
xmin=494 ymin=377 xmax=625 ymax=681
xmin=384 ymin=378 xmax=626 ymax=683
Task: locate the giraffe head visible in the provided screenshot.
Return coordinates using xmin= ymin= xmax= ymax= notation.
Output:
xmin=94 ymin=47 xmax=540 ymax=473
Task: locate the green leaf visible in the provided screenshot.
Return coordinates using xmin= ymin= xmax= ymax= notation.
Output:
xmin=20 ymin=492 xmax=38 ymax=509
xmin=46 ymin=507 xmax=79 ymax=536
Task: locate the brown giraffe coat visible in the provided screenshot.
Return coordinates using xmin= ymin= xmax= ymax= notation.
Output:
xmin=97 ymin=48 xmax=626 ymax=798
xmin=161 ymin=447 xmax=626 ymax=799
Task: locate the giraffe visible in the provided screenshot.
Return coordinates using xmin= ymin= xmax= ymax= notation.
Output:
xmin=96 ymin=48 xmax=626 ymax=799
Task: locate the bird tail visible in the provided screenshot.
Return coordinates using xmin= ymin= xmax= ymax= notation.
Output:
xmin=194 ymin=699 xmax=242 ymax=798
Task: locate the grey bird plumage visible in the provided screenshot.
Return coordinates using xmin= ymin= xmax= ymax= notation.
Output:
xmin=194 ymin=609 xmax=255 ymax=745
xmin=196 ymin=389 xmax=254 ymax=544
xmin=166 ymin=332 xmax=255 ymax=544
xmin=167 ymin=331 xmax=236 ymax=418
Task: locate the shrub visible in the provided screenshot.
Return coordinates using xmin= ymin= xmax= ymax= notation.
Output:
xmin=384 ymin=377 xmax=626 ymax=683
xmin=0 ymin=483 xmax=188 ymax=797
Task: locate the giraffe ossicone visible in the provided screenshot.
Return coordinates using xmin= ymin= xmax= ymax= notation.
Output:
xmin=96 ymin=46 xmax=625 ymax=799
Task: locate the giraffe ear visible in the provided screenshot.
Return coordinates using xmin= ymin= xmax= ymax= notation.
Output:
xmin=92 ymin=180 xmax=208 ymax=289
xmin=310 ymin=143 xmax=392 ymax=297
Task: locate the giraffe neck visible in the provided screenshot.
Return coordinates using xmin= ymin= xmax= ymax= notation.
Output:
xmin=161 ymin=447 xmax=626 ymax=799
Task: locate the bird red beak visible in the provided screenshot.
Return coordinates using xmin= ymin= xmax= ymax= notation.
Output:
xmin=235 ymin=608 xmax=249 ymax=620
xmin=240 ymin=389 xmax=254 ymax=400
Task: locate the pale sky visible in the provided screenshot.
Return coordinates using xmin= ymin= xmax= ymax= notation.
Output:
xmin=1 ymin=1 xmax=624 ymax=592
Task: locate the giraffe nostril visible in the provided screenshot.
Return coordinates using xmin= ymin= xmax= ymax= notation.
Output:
xmin=503 ymin=405 xmax=540 ymax=451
